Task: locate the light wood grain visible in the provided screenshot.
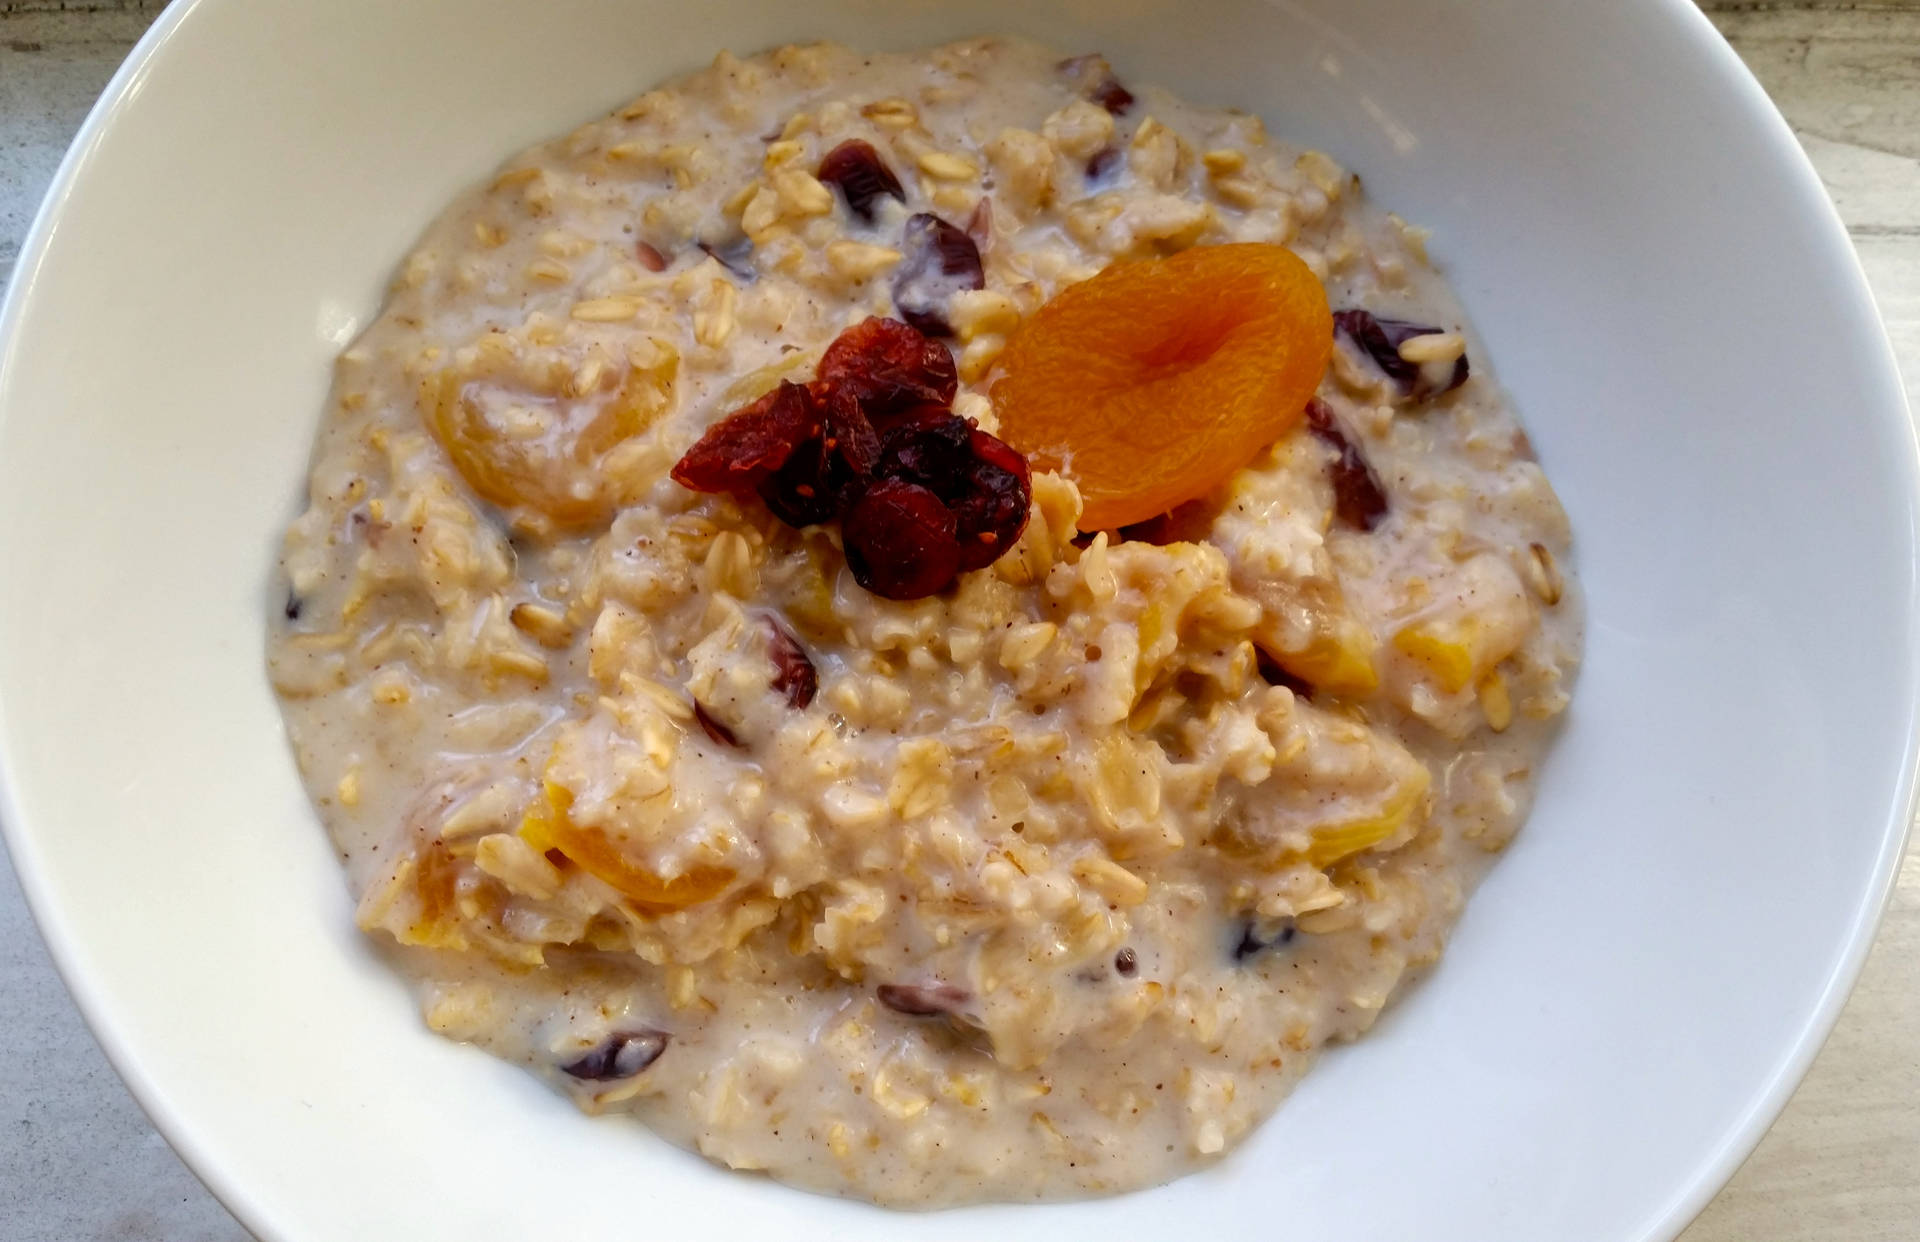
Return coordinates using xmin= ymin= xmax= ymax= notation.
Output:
xmin=0 ymin=4 xmax=1915 ymax=1239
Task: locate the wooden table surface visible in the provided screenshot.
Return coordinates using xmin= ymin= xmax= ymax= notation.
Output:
xmin=1 ymin=2 xmax=1915 ymax=1238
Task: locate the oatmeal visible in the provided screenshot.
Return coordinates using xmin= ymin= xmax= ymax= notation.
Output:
xmin=268 ymin=38 xmax=1580 ymax=1206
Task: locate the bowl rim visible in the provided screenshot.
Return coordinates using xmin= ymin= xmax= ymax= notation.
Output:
xmin=0 ymin=0 xmax=1914 ymax=1238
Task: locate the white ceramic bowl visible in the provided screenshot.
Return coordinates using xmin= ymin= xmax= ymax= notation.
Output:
xmin=1 ymin=0 xmax=1912 ymax=1238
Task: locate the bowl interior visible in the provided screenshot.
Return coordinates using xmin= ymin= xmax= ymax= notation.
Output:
xmin=0 ymin=0 xmax=1912 ymax=1239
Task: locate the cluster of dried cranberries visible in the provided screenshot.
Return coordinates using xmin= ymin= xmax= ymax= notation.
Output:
xmin=671 ymin=317 xmax=1032 ymax=600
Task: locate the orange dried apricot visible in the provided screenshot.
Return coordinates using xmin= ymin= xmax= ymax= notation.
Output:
xmin=518 ymin=781 xmax=733 ymax=914
xmin=989 ymin=243 xmax=1332 ymax=530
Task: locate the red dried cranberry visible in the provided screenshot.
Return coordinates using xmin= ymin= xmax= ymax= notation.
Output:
xmin=756 ymin=439 xmax=838 ymax=527
xmin=1304 ymin=398 xmax=1389 ymax=531
xmin=1058 ymin=53 xmax=1135 ymax=115
xmin=841 ymin=478 xmax=961 ymax=600
xmin=892 ymin=213 xmax=985 ymax=338
xmin=817 ymin=139 xmax=907 ymax=223
xmin=758 ymin=386 xmax=881 ymax=526
xmin=873 ymin=409 xmax=976 ymax=491
xmin=1092 ymin=79 xmax=1136 ymax=114
xmin=635 ymin=240 xmax=669 ymax=271
xmin=949 ymin=429 xmax=1032 ymax=570
xmin=671 ymin=381 xmax=821 ymax=495
xmin=765 ymin=618 xmax=818 ymax=709
xmin=692 ymin=701 xmax=741 ymax=748
xmin=1332 ymin=309 xmax=1469 ymax=399
xmin=817 ymin=317 xmax=959 ymax=425
xmin=1085 ymin=146 xmax=1122 ymax=183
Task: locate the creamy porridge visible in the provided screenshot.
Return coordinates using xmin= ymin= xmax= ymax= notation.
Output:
xmin=268 ymin=37 xmax=1581 ymax=1206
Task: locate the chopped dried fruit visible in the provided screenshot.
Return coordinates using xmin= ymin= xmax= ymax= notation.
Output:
xmin=670 ymin=316 xmax=1030 ymax=598
xmin=1304 ymin=398 xmax=1388 ymax=530
xmin=698 ymin=235 xmax=755 ymax=281
xmin=671 ymin=381 xmax=822 ymax=495
xmin=818 ymin=139 xmax=906 ymax=223
xmin=877 ymin=982 xmax=971 ymax=1016
xmin=950 ymin=428 xmax=1032 ymax=570
xmin=563 ymin=1029 xmax=668 ymax=1080
xmin=423 ymin=358 xmax=673 ymax=528
xmin=842 ymin=478 xmax=961 ymax=599
xmin=892 ymin=213 xmax=985 ymax=337
xmin=1085 ymin=146 xmax=1121 ymax=183
xmin=692 ymin=701 xmax=741 ymax=748
xmin=1333 ymin=308 xmax=1468 ymax=399
xmin=1058 ymin=53 xmax=1135 ymax=115
xmin=1260 ymin=582 xmax=1380 ymax=697
xmin=1303 ymin=769 xmax=1427 ymax=868
xmin=1231 ymin=919 xmax=1297 ymax=961
xmin=766 ymin=618 xmax=818 ymax=709
xmin=757 ymin=385 xmax=880 ymax=526
xmin=991 ymin=243 xmax=1334 ymax=530
xmin=874 ymin=408 xmax=976 ymax=488
xmin=869 ymin=411 xmax=1032 ymax=572
xmin=519 ymin=781 xmax=734 ymax=912
xmin=818 ymin=317 xmax=958 ymax=425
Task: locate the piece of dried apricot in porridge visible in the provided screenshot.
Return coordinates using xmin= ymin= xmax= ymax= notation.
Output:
xmin=268 ymin=37 xmax=1581 ymax=1206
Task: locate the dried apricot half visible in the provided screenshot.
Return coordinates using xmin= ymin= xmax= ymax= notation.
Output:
xmin=990 ymin=243 xmax=1332 ymax=530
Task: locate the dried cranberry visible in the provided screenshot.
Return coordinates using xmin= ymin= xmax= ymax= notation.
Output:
xmin=672 ymin=381 xmax=821 ymax=494
xmin=693 ymin=701 xmax=741 ymax=748
xmin=873 ymin=408 xmax=975 ymax=491
xmin=817 ymin=139 xmax=906 ymax=223
xmin=1085 ymin=146 xmax=1122 ymax=183
xmin=818 ymin=317 xmax=959 ymax=424
xmin=1232 ymin=918 xmax=1297 ymax=961
xmin=949 ymin=429 xmax=1031 ymax=570
xmin=765 ymin=618 xmax=818 ymax=709
xmin=758 ymin=386 xmax=881 ymax=526
xmin=1333 ymin=309 xmax=1469 ymax=399
xmin=876 ymin=982 xmax=971 ymax=1017
xmin=841 ymin=478 xmax=961 ymax=600
xmin=892 ymin=213 xmax=984 ymax=338
xmin=697 ymin=235 xmax=755 ymax=281
xmin=756 ymin=438 xmax=838 ymax=527
xmin=1058 ymin=53 xmax=1135 ymax=115
xmin=1092 ymin=79 xmax=1136 ymax=114
xmin=561 ymin=1029 xmax=668 ymax=1080
xmin=635 ymin=240 xmax=669 ymax=272
xmin=1304 ymin=398 xmax=1389 ymax=531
